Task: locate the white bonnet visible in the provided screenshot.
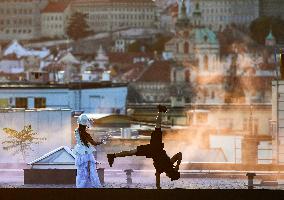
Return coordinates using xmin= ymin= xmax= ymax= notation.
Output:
xmin=77 ymin=114 xmax=91 ymax=126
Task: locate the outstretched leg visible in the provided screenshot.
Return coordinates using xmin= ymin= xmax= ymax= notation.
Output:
xmin=107 ymin=149 xmax=137 ymax=167
xmin=170 ymin=152 xmax=182 ymax=171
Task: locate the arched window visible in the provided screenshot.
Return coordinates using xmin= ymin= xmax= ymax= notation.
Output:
xmin=185 ymin=70 xmax=190 ymax=82
xmin=184 ymin=42 xmax=189 ymax=54
xmin=204 ymin=55 xmax=208 ymax=70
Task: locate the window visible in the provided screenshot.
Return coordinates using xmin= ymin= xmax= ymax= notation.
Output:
xmin=184 ymin=42 xmax=189 ymax=54
xmin=34 ymin=98 xmax=46 ymax=108
xmin=15 ymin=98 xmax=28 ymax=109
xmin=204 ymin=55 xmax=209 ymax=70
xmin=185 ymin=70 xmax=190 ymax=82
xmin=0 ymin=98 xmax=9 ymax=108
xmin=173 ymin=70 xmax=177 ymax=82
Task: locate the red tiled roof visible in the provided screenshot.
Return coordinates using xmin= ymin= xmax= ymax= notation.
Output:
xmin=42 ymin=63 xmax=65 ymax=72
xmin=120 ymin=63 xmax=145 ymax=82
xmin=137 ymin=61 xmax=172 ymax=82
xmin=259 ymin=62 xmax=276 ymax=70
xmin=0 ymin=72 xmax=26 ymax=81
xmin=238 ymin=76 xmax=275 ymax=90
xmin=108 ymin=52 xmax=154 ymax=64
xmin=2 ymin=53 xmax=19 ymax=60
xmin=42 ymin=2 xmax=70 ymax=13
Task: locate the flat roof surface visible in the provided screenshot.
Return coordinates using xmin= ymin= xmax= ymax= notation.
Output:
xmin=0 ymin=82 xmax=127 ymax=89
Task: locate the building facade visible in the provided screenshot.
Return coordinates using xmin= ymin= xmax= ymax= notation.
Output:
xmin=0 ymin=0 xmax=49 ymax=41
xmin=189 ymin=0 xmax=259 ymax=31
xmin=71 ymin=0 xmax=157 ymax=33
xmin=41 ymin=2 xmax=71 ymax=38
xmin=259 ymin=0 xmax=284 ymax=19
xmin=0 ymin=82 xmax=128 ymax=114
xmin=272 ymin=79 xmax=284 ymax=164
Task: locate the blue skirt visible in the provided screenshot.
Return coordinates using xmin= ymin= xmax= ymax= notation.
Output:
xmin=75 ymin=153 xmax=102 ymax=188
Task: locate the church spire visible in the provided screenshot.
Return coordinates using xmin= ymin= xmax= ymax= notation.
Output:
xmin=176 ymin=0 xmax=191 ymax=30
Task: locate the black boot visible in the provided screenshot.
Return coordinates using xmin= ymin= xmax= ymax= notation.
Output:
xmin=107 ymin=153 xmax=115 ymax=167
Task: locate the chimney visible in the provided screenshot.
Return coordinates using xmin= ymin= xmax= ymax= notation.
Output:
xmin=102 ymin=71 xmax=110 ymax=81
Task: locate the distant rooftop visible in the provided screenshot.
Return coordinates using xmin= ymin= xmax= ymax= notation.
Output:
xmin=72 ymin=0 xmax=155 ymax=5
xmin=42 ymin=2 xmax=70 ymax=13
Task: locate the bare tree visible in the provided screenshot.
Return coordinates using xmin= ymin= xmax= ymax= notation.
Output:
xmin=2 ymin=125 xmax=46 ymax=162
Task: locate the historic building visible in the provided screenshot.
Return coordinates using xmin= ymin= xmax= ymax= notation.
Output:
xmin=131 ymin=60 xmax=173 ymax=103
xmin=189 ymin=0 xmax=259 ymax=31
xmin=41 ymin=2 xmax=71 ymax=38
xmin=71 ymin=0 xmax=157 ymax=33
xmin=0 ymin=0 xmax=49 ymax=41
xmin=164 ymin=0 xmax=276 ymax=105
xmin=165 ymin=1 xmax=224 ymax=104
xmin=259 ymin=0 xmax=284 ymax=20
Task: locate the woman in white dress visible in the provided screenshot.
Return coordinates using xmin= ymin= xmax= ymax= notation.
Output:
xmin=73 ymin=114 xmax=106 ymax=188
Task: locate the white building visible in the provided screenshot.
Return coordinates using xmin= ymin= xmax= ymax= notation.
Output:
xmin=0 ymin=82 xmax=128 ymax=114
xmin=0 ymin=54 xmax=25 ymax=74
xmin=41 ymin=2 xmax=71 ymax=38
xmin=3 ymin=40 xmax=50 ymax=59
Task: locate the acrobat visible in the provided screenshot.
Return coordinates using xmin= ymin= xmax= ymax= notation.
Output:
xmin=107 ymin=105 xmax=182 ymax=189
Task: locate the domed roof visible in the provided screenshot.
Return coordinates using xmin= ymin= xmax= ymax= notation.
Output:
xmin=192 ymin=28 xmax=218 ymax=44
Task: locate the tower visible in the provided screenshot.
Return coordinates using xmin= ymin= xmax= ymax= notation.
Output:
xmin=265 ymin=29 xmax=276 ymax=47
xmin=176 ymin=0 xmax=191 ymax=30
xmin=192 ymin=0 xmax=202 ymax=27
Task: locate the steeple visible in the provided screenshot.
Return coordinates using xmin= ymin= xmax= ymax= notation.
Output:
xmin=176 ymin=0 xmax=191 ymax=30
xmin=192 ymin=0 xmax=202 ymax=27
xmin=265 ymin=29 xmax=276 ymax=46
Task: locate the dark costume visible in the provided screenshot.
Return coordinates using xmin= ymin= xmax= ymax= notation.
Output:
xmin=136 ymin=128 xmax=180 ymax=179
xmin=107 ymin=105 xmax=181 ymax=185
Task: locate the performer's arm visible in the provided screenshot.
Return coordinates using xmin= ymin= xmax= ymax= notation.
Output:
xmin=155 ymin=105 xmax=167 ymax=129
xmin=86 ymin=134 xmax=103 ymax=146
xmin=155 ymin=112 xmax=163 ymax=129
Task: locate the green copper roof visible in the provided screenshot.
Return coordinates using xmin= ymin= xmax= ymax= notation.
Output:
xmin=192 ymin=28 xmax=218 ymax=44
xmin=266 ymin=30 xmax=275 ymax=40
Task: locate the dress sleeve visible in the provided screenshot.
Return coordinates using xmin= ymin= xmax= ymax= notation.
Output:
xmin=75 ymin=129 xmax=80 ymax=144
